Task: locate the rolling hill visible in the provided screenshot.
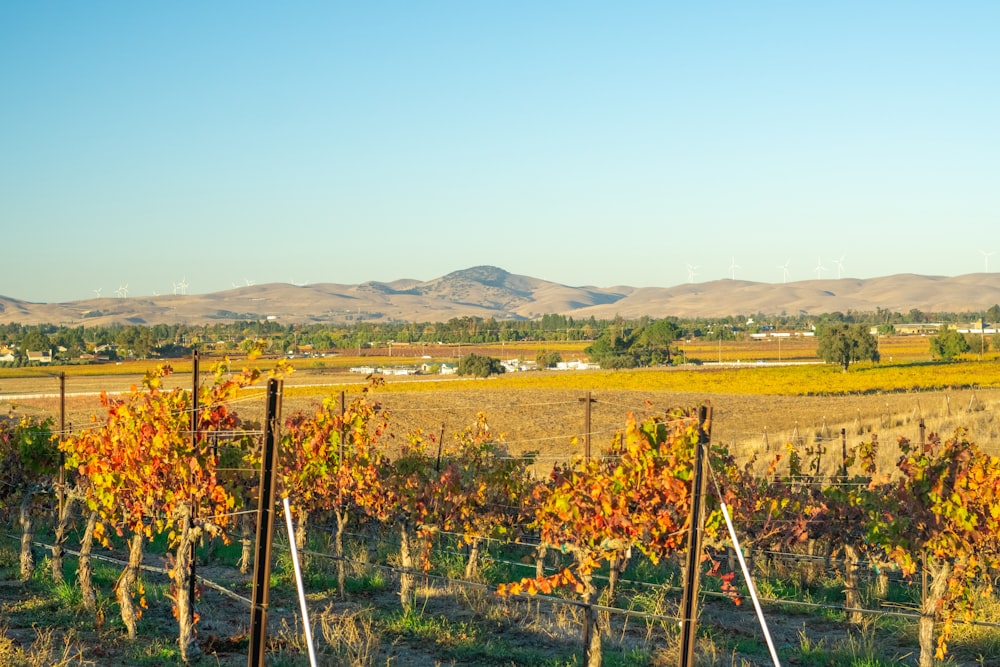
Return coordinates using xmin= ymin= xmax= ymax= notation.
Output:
xmin=2 ymin=266 xmax=1000 ymax=326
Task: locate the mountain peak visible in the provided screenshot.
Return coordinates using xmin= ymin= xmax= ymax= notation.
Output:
xmin=442 ymin=266 xmax=512 ymax=287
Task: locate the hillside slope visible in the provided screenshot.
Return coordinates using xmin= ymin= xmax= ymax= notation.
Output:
xmin=2 ymin=267 xmax=999 ymax=326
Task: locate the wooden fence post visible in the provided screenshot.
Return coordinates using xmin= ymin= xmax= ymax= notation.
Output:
xmin=679 ymin=404 xmax=712 ymax=667
xmin=189 ymin=350 xmax=200 ymax=627
xmin=248 ymin=378 xmax=282 ymax=667
xmin=580 ymin=392 xmax=595 ymax=462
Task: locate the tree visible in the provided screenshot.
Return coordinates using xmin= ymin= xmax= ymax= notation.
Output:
xmin=634 ymin=318 xmax=682 ymax=365
xmin=583 ymin=334 xmax=634 ymax=368
xmin=535 ymin=350 xmax=562 ymax=368
xmin=929 ymin=326 xmax=970 ymax=360
xmin=816 ymin=323 xmax=880 ymax=371
xmin=19 ymin=330 xmax=50 ymax=361
xmin=584 ymin=318 xmax=681 ymax=368
xmin=457 ymin=353 xmax=505 ymax=377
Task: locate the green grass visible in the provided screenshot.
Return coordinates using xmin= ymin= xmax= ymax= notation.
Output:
xmin=120 ymin=638 xmax=183 ymax=665
xmin=344 ymin=569 xmax=388 ymax=594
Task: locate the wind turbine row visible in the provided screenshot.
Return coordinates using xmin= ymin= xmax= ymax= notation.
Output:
xmin=678 ymin=256 xmax=851 ymax=284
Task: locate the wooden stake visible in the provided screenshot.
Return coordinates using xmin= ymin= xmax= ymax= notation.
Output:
xmin=679 ymin=404 xmax=712 ymax=667
xmin=248 ymin=379 xmax=282 ymax=667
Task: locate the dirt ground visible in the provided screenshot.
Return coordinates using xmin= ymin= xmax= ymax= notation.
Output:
xmin=4 ymin=369 xmax=999 ymax=473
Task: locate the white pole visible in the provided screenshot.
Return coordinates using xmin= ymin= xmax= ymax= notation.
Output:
xmin=283 ymin=497 xmax=317 ymax=667
xmin=720 ymin=502 xmax=782 ymax=666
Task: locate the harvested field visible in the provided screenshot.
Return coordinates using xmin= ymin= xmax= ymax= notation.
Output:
xmin=4 ymin=366 xmax=999 ymax=476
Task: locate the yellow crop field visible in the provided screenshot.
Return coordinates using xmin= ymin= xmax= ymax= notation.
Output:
xmin=272 ymin=357 xmax=1000 ymax=402
xmin=0 ymin=359 xmax=193 ymax=379
xmin=3 ymin=335 xmax=995 ymax=405
xmin=676 ymin=332 xmax=990 ymax=365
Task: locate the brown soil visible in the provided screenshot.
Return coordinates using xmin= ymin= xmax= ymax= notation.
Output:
xmin=5 ymin=369 xmax=999 ymax=472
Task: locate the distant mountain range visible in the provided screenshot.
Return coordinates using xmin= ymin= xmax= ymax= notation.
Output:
xmin=3 ymin=266 xmax=1000 ymax=326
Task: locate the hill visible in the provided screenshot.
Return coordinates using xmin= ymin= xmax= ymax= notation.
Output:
xmin=2 ymin=267 xmax=1000 ymax=326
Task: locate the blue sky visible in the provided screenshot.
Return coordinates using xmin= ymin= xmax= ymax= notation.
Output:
xmin=2 ymin=2 xmax=998 ymax=303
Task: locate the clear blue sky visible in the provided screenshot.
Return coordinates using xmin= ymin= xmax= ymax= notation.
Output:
xmin=2 ymin=2 xmax=998 ymax=303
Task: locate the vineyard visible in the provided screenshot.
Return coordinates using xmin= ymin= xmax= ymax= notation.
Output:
xmin=3 ymin=356 xmax=1000 ymax=666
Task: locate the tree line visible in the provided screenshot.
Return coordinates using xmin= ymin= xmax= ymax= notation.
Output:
xmin=1 ymin=304 xmax=998 ymax=367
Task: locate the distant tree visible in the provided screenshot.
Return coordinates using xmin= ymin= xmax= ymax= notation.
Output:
xmin=19 ymin=330 xmax=50 ymax=356
xmin=119 ymin=326 xmax=155 ymax=358
xmin=535 ymin=350 xmax=562 ymax=368
xmin=457 ymin=353 xmax=505 ymax=378
xmin=634 ymin=318 xmax=682 ymax=365
xmin=584 ymin=318 xmax=681 ymax=368
xmin=929 ymin=327 xmax=970 ymax=361
xmin=816 ymin=323 xmax=880 ymax=371
xmin=53 ymin=327 xmax=86 ymax=360
xmin=584 ymin=331 xmax=635 ymax=368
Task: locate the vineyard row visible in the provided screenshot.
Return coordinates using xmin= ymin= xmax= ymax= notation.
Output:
xmin=3 ymin=361 xmax=1000 ymax=666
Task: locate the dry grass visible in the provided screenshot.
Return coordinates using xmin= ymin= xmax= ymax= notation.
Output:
xmin=0 ymin=625 xmax=93 ymax=667
xmin=315 ymin=606 xmax=380 ymax=667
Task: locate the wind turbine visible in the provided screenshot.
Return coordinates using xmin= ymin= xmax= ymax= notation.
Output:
xmin=728 ymin=256 xmax=740 ymax=280
xmin=178 ymin=278 xmax=189 ymax=295
xmin=777 ymin=260 xmax=790 ymax=283
xmin=116 ymin=283 xmax=129 ymax=299
xmin=981 ymin=250 xmax=995 ymax=273
xmin=93 ymin=288 xmax=102 ymax=299
xmin=833 ymin=255 xmax=845 ymax=279
xmin=686 ymin=264 xmax=699 ymax=283
xmin=814 ymin=257 xmax=828 ymax=280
